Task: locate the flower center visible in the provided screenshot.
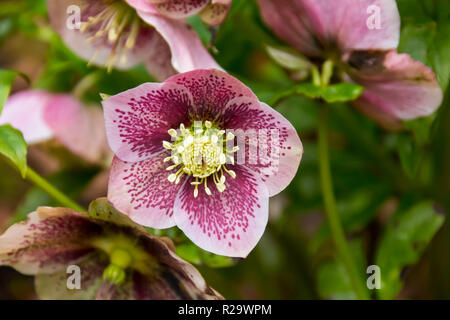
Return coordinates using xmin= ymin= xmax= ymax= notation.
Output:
xmin=163 ymin=121 xmax=238 ymax=198
xmin=102 ymin=248 xmax=131 ymax=285
xmin=90 ymin=234 xmax=157 ymax=285
xmin=80 ymin=0 xmax=140 ymax=71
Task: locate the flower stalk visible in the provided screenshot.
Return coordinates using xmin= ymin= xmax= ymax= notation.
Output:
xmin=25 ymin=167 xmax=86 ymax=212
xmin=317 ymin=104 xmax=369 ymax=300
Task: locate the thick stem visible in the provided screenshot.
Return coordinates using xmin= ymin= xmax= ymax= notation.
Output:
xmin=318 ymin=105 xmax=369 ymax=300
xmin=26 ymin=168 xmax=86 ymax=212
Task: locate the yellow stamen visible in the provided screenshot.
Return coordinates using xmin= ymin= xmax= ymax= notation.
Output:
xmin=163 ymin=121 xmax=239 ymax=197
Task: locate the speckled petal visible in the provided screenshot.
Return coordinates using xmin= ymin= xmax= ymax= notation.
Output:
xmin=152 ymin=0 xmax=210 ymax=19
xmin=102 ymin=82 xmax=192 ymax=162
xmin=173 ymin=166 xmax=269 ymax=258
xmin=224 ymin=98 xmax=303 ymax=196
xmin=108 ymin=155 xmax=180 ymax=229
xmin=347 ymin=51 xmax=443 ymax=126
xmin=165 ymin=69 xmax=257 ymax=119
xmin=0 ymin=207 xmax=100 ymax=275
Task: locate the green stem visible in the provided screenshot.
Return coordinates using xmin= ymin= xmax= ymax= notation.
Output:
xmin=318 ymin=105 xmax=369 ymax=300
xmin=72 ymin=71 xmax=101 ymax=100
xmin=26 ymin=168 xmax=86 ymax=212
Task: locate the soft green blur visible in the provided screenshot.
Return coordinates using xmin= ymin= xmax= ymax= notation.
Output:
xmin=0 ymin=0 xmax=449 ymax=300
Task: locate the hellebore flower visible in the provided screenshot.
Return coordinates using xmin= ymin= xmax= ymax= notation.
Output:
xmin=47 ymin=0 xmax=221 ymax=79
xmin=126 ymin=0 xmax=232 ymax=26
xmin=103 ymin=69 xmax=303 ymax=257
xmin=0 ymin=199 xmax=223 ymax=300
xmin=258 ymin=0 xmax=443 ymax=128
xmin=0 ymin=90 xmax=109 ymax=165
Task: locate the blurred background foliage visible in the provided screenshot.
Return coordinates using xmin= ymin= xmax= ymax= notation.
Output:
xmin=0 ymin=0 xmax=449 ymax=299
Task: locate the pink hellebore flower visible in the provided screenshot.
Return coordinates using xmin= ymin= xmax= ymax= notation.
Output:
xmin=103 ymin=69 xmax=303 ymax=258
xmin=0 ymin=199 xmax=223 ymax=300
xmin=0 ymin=90 xmax=108 ymax=165
xmin=127 ymin=0 xmax=232 ymax=26
xmin=47 ymin=0 xmax=221 ymax=80
xmin=258 ymin=0 xmax=443 ymax=128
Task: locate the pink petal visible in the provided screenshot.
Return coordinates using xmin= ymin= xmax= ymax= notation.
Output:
xmin=108 ymin=155 xmax=180 ymax=229
xmin=173 ymin=166 xmax=269 ymax=258
xmin=137 ymin=12 xmax=222 ymax=73
xmin=257 ymin=0 xmax=400 ymax=57
xmin=47 ymin=0 xmax=176 ymax=79
xmin=102 ymin=82 xmax=191 ymax=162
xmin=224 ymin=98 xmax=303 ymax=196
xmin=43 ymin=96 xmax=109 ymax=164
xmin=0 ymin=90 xmax=54 ymax=144
xmin=200 ymin=0 xmax=232 ymax=25
xmin=257 ymin=0 xmax=325 ymax=57
xmin=152 ymin=0 xmax=210 ymax=19
xmin=0 ymin=207 xmax=97 ymax=275
xmin=142 ymin=31 xmax=178 ymax=81
xmin=165 ymin=69 xmax=257 ymax=118
xmin=124 ymin=0 xmax=160 ymax=13
xmin=348 ymin=51 xmax=443 ymax=125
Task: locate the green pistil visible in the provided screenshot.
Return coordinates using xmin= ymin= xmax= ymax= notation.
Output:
xmin=102 ymin=248 xmax=132 ymax=285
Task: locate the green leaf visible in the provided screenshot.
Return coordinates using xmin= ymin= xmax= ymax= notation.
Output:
xmin=175 ymin=244 xmax=203 ymax=265
xmin=0 ymin=124 xmax=27 ymax=178
xmin=321 ymin=83 xmax=364 ymax=103
xmin=375 ymin=201 xmax=444 ymax=299
xmin=0 ymin=69 xmax=19 ymax=114
xmin=295 ymin=83 xmax=364 ymax=103
xmin=317 ymin=240 xmax=368 ymax=300
xmin=176 ymin=242 xmax=236 ymax=268
xmin=295 ymin=83 xmax=322 ymax=99
xmin=403 ymin=116 xmax=436 ymax=146
xmin=395 ymin=134 xmax=422 ymax=179
xmin=200 ymin=250 xmax=236 ymax=268
xmin=266 ymin=45 xmax=311 ymax=71
xmin=397 ymin=0 xmax=450 ymax=90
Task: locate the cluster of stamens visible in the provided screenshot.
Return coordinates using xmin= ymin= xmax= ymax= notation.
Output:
xmin=80 ymin=0 xmax=140 ymax=71
xmin=163 ymin=121 xmax=239 ymax=198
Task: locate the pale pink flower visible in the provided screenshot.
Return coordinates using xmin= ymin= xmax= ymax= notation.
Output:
xmin=0 ymin=199 xmax=223 ymax=300
xmin=258 ymin=0 xmax=443 ymax=128
xmin=0 ymin=90 xmax=109 ymax=165
xmin=103 ymin=69 xmax=303 ymax=258
xmin=47 ymin=0 xmax=221 ymax=80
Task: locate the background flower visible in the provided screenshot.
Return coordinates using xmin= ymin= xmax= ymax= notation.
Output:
xmin=258 ymin=0 xmax=443 ymax=128
xmin=0 ymin=198 xmax=223 ymax=300
xmin=0 ymin=90 xmax=109 ymax=165
xmin=47 ymin=0 xmax=221 ymax=79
